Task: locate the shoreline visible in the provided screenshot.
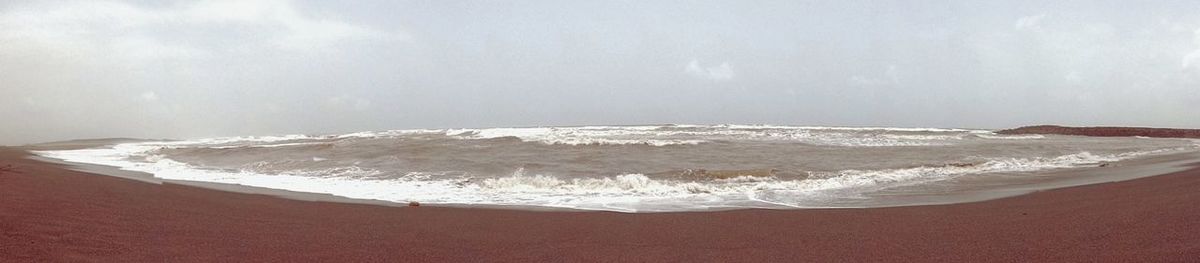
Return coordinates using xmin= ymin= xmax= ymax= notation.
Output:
xmin=25 ymin=153 xmax=596 ymax=213
xmin=26 ymin=143 xmax=1200 ymax=213
xmin=4 ymin=147 xmax=1200 ymax=261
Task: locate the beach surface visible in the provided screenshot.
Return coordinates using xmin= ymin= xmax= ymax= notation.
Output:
xmin=3 ymin=146 xmax=1200 ymax=262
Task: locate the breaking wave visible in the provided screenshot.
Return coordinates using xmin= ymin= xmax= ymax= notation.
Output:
xmin=35 ymin=142 xmax=1191 ymax=212
xmin=31 ymin=124 xmax=1200 ymax=212
xmin=442 ymin=125 xmax=999 ymax=147
xmin=141 ymin=124 xmax=1045 ymax=148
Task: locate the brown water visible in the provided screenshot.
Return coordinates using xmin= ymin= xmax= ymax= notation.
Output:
xmin=35 ymin=124 xmax=1200 ymax=212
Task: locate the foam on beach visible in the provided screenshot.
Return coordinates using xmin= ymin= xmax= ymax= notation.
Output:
xmin=33 ymin=124 xmax=1198 ymax=212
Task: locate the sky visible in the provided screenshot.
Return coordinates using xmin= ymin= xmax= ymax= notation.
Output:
xmin=2 ymin=0 xmax=1199 ymax=144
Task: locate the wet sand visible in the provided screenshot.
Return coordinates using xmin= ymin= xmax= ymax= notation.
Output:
xmin=3 ymin=147 xmax=1200 ymax=262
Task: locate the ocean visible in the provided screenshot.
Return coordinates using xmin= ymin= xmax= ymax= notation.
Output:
xmin=35 ymin=124 xmax=1200 ymax=212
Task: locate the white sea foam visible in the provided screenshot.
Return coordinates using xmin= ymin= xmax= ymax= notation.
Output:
xmin=170 ymin=134 xmax=317 ymax=145
xmin=717 ymin=124 xmax=984 ymax=133
xmin=152 ymin=125 xmax=1034 ymax=148
xmin=448 ymin=127 xmax=708 ymax=146
xmin=207 ymin=142 xmax=329 ymax=149
xmin=33 ymin=141 xmax=1186 ymax=212
xmin=439 ymin=125 xmax=992 ymax=147
xmin=339 ymin=129 xmax=445 ymax=139
xmin=35 ymin=125 xmax=1195 ymax=212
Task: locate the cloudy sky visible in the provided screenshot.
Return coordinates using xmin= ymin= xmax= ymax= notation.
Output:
xmin=2 ymin=0 xmax=1199 ymax=144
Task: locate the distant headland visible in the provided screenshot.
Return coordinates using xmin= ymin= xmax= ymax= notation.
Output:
xmin=997 ymin=125 xmax=1200 ymax=139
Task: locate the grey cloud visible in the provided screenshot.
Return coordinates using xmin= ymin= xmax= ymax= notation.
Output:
xmin=2 ymin=0 xmax=1199 ymax=145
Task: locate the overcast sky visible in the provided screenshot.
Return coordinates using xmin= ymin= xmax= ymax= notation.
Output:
xmin=3 ymin=0 xmax=1199 ymax=144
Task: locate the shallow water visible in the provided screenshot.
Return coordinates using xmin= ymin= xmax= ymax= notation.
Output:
xmin=35 ymin=124 xmax=1200 ymax=212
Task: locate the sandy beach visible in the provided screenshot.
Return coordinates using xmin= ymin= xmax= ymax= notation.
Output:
xmin=5 ymin=0 xmax=1199 ymax=261
xmin=3 ymin=146 xmax=1199 ymax=262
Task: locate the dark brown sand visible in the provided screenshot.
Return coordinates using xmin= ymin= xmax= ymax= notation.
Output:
xmin=3 ymin=147 xmax=1200 ymax=262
